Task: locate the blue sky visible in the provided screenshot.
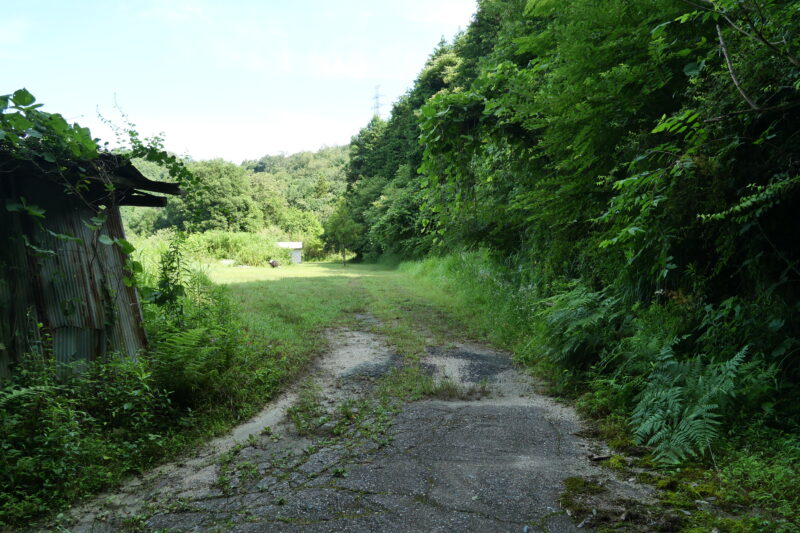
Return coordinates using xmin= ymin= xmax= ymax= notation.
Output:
xmin=2 ymin=0 xmax=476 ymax=162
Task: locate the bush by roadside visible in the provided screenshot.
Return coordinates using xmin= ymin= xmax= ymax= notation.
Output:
xmin=0 ymin=237 xmax=291 ymax=528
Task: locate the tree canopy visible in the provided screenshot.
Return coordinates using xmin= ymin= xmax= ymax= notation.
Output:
xmin=123 ymin=146 xmax=349 ymax=256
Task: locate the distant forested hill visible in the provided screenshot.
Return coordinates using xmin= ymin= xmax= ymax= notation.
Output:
xmin=122 ymin=145 xmax=348 ymax=247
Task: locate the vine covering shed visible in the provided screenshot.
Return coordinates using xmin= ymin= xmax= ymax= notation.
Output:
xmin=0 ymin=152 xmax=181 ymax=378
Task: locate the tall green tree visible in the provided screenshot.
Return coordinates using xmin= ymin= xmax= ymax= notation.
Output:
xmin=165 ymin=159 xmax=263 ymax=232
xmin=323 ymin=201 xmax=363 ymax=265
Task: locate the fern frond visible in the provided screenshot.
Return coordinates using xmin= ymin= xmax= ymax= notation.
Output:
xmin=631 ymin=347 xmax=749 ymax=464
xmin=0 ymin=385 xmax=58 ymax=409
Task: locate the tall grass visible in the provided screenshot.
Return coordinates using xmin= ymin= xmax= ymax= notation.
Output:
xmin=398 ymin=249 xmax=532 ymax=351
xmin=130 ymin=229 xmax=292 ymax=268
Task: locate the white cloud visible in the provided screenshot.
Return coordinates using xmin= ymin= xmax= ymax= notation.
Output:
xmin=81 ymin=110 xmax=363 ymax=164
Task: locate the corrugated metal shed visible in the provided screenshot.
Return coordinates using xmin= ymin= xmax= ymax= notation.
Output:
xmin=0 ymin=154 xmax=180 ymax=378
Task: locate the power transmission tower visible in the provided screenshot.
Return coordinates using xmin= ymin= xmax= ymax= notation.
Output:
xmin=372 ymin=85 xmax=384 ymax=118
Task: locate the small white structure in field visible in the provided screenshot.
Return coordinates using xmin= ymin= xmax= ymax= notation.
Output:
xmin=277 ymin=242 xmax=303 ymax=264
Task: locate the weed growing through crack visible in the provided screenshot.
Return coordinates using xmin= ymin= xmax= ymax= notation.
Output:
xmin=377 ymin=365 xmax=488 ymax=402
xmin=286 ymin=381 xmax=327 ymax=436
xmin=261 ymin=426 xmax=282 ymax=442
xmin=214 ymin=442 xmax=249 ymax=494
xmin=237 ymin=461 xmax=259 ymax=481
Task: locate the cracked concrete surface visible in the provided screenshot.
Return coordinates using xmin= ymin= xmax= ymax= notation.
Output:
xmin=41 ymin=322 xmax=653 ymax=533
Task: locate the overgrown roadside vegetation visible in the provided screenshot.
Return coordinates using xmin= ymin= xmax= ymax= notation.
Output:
xmin=327 ymin=1 xmax=800 ymax=531
xmin=216 ymin=256 xmax=800 ymax=531
xmin=397 ymin=251 xmax=800 ymax=532
xmin=0 ymin=244 xmax=364 ymax=527
xmin=5 ymin=243 xmax=796 ymax=530
xmin=0 ymin=242 xmax=243 ymax=526
xmin=339 ymin=0 xmax=800 ymax=466
xmin=0 ymin=249 xmax=485 ymax=529
xmin=6 ymin=0 xmax=800 ymax=518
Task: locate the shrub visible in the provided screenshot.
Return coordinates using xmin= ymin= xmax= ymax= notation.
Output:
xmin=186 ymin=230 xmax=291 ymax=266
xmin=0 ymin=355 xmax=171 ymax=527
xmin=531 ymin=284 xmax=626 ymax=369
xmin=146 ymin=277 xmax=243 ymax=410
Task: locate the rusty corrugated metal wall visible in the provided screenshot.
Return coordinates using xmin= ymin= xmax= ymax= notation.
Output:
xmin=1 ymin=175 xmax=147 ymax=378
xmin=0 ymin=184 xmax=40 ymax=378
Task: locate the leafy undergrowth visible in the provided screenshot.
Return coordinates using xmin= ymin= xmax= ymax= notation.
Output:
xmin=399 ymin=251 xmax=800 ymax=532
xmin=649 ymin=428 xmax=800 ymax=533
xmin=0 ymin=356 xmax=175 ymax=526
xmin=0 ymin=255 xmax=476 ymax=527
xmin=0 ymin=255 xmax=364 ymax=527
xmin=0 ymin=273 xmax=290 ymax=527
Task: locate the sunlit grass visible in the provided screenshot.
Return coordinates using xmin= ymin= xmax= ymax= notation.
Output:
xmin=206 ymin=261 xmax=382 ymax=284
xmin=205 ymin=261 xmax=473 ymax=370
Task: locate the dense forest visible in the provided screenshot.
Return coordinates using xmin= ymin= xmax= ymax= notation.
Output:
xmin=122 ymin=146 xmax=348 ymax=261
xmin=340 ymin=0 xmax=800 ymax=464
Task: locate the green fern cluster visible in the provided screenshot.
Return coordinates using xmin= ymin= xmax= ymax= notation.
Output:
xmin=151 ymin=322 xmax=232 ymax=409
xmin=0 ymin=384 xmax=56 ymax=409
xmin=534 ymin=285 xmax=624 ymax=368
xmin=631 ymin=347 xmax=748 ymax=464
xmin=146 ymin=234 xmax=293 ymax=420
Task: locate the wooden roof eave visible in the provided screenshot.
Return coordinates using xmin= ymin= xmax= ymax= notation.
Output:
xmin=116 ymin=191 xmax=171 ymax=207
xmin=0 ymin=152 xmax=184 ymax=199
xmin=86 ymin=168 xmax=183 ymax=196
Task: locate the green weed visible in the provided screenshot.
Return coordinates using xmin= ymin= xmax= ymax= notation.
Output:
xmin=286 ymin=381 xmax=326 ymax=435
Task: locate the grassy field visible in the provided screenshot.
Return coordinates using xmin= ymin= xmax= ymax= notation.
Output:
xmin=206 ymin=261 xmax=469 ymax=363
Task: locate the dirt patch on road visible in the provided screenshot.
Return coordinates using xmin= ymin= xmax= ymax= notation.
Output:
xmin=44 ymin=322 xmax=659 ymax=533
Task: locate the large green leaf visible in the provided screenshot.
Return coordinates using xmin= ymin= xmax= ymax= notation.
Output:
xmin=11 ymin=88 xmax=35 ymax=107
